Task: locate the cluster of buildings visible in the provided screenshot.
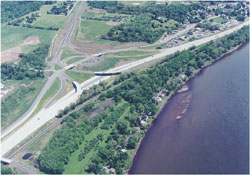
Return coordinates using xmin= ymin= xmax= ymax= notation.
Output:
xmin=153 ymin=89 xmax=168 ymax=102
xmin=220 ymin=19 xmax=242 ymax=31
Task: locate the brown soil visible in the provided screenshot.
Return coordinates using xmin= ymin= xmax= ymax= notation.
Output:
xmin=113 ymin=42 xmax=147 ymax=49
xmin=1 ymin=37 xmax=40 ymax=63
xmin=115 ymin=60 xmax=134 ymax=67
xmin=81 ymin=57 xmax=104 ymax=67
xmin=74 ymin=47 xmax=100 ymax=54
xmin=71 ymin=37 xmax=147 ymax=54
xmin=51 ymin=30 xmax=65 ymax=58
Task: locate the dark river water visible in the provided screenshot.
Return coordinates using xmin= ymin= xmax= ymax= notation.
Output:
xmin=129 ymin=43 xmax=249 ymax=174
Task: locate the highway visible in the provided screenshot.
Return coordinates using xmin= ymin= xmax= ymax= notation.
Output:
xmin=1 ymin=19 xmax=249 ymax=157
xmin=1 ymin=1 xmax=85 ymax=139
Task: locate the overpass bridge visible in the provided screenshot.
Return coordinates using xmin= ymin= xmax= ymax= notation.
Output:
xmin=94 ymin=71 xmax=121 ymax=76
xmin=64 ymin=64 xmax=75 ymax=70
xmin=72 ymin=81 xmax=81 ymax=93
xmin=1 ymin=157 xmax=12 ymax=164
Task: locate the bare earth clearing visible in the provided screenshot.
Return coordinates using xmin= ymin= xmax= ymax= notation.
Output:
xmin=1 ymin=37 xmax=40 ymax=63
xmin=71 ymin=38 xmax=147 ymax=54
xmin=106 ymin=21 xmax=121 ymax=26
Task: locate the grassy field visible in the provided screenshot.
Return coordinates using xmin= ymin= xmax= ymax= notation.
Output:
xmin=65 ymin=70 xmax=94 ymax=83
xmin=56 ymin=80 xmax=74 ymax=101
xmin=60 ymin=47 xmax=79 ymax=60
xmin=64 ymin=102 xmax=130 ymax=174
xmin=1 ymin=24 xmax=56 ymax=51
xmin=1 ymin=79 xmax=46 ymax=130
xmin=21 ymin=44 xmax=40 ymax=54
xmin=83 ymin=55 xmax=149 ymax=72
xmin=32 ymin=77 xmax=61 ymax=114
xmin=78 ymin=20 xmax=113 ymax=41
xmin=213 ymin=17 xmax=226 ymax=24
xmin=92 ymin=38 xmax=122 ymax=46
xmin=151 ymin=18 xmax=179 ymax=29
xmin=32 ymin=5 xmax=69 ymax=29
xmin=66 ymin=56 xmax=85 ymax=65
xmin=54 ymin=63 xmax=62 ymax=70
xmin=29 ymin=3 xmax=71 ymax=29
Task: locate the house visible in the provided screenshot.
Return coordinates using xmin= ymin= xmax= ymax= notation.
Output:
xmin=121 ymin=149 xmax=127 ymax=153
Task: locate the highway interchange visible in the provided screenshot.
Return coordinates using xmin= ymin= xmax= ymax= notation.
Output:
xmin=1 ymin=1 xmax=249 ymax=172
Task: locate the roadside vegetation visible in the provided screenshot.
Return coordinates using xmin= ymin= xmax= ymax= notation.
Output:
xmin=32 ymin=77 xmax=61 ymax=116
xmin=37 ymin=26 xmax=249 ymax=174
xmin=1 ymin=79 xmax=46 ymax=130
xmin=65 ymin=70 xmax=94 ymax=83
xmin=1 ymin=164 xmax=15 ymax=174
xmin=78 ymin=20 xmax=113 ymax=42
xmin=54 ymin=63 xmax=62 ymax=70
xmin=83 ymin=55 xmax=149 ymax=72
xmin=66 ymin=57 xmax=85 ymax=65
xmin=60 ymin=47 xmax=79 ymax=60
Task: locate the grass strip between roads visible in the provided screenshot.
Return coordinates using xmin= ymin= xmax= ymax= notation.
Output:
xmin=60 ymin=47 xmax=79 ymax=60
xmin=66 ymin=56 xmax=85 ymax=65
xmin=32 ymin=77 xmax=61 ymax=116
xmin=65 ymin=70 xmax=94 ymax=83
xmin=54 ymin=63 xmax=62 ymax=70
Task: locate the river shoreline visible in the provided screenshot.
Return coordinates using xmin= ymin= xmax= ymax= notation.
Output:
xmin=127 ymin=40 xmax=249 ymax=173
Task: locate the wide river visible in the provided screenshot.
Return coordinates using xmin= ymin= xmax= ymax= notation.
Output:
xmin=129 ymin=43 xmax=249 ymax=174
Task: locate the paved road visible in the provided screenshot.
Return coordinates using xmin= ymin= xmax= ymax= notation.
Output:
xmin=2 ymin=20 xmax=249 ymax=157
xmin=1 ymin=74 xmax=58 ymax=138
xmin=11 ymin=161 xmax=37 ymax=174
xmin=1 ymin=2 xmax=85 ymax=139
xmin=50 ymin=2 xmax=85 ymax=68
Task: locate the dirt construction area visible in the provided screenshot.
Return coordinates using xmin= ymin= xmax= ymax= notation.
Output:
xmin=1 ymin=37 xmax=40 ymax=63
xmin=71 ymin=38 xmax=147 ymax=54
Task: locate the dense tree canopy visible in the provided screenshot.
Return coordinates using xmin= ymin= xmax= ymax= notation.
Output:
xmin=1 ymin=44 xmax=49 ymax=81
xmin=1 ymin=1 xmax=53 ymax=23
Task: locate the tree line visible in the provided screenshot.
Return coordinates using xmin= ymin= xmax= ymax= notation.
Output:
xmin=88 ymin=1 xmax=248 ymax=44
xmin=1 ymin=1 xmax=55 ymax=23
xmin=1 ymin=44 xmax=49 ymax=81
xmin=47 ymin=2 xmax=74 ymax=16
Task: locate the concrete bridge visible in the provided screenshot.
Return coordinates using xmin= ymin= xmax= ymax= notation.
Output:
xmin=1 ymin=157 xmax=12 ymax=164
xmin=94 ymin=71 xmax=121 ymax=76
xmin=64 ymin=64 xmax=75 ymax=70
xmin=72 ymin=81 xmax=81 ymax=93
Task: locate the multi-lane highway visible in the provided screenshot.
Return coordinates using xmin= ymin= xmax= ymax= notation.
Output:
xmin=2 ymin=19 xmax=249 ymax=158
xmin=1 ymin=3 xmax=249 ymax=173
xmin=1 ymin=1 xmax=85 ymax=139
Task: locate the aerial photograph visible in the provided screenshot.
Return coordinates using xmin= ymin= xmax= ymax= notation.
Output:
xmin=0 ymin=0 xmax=249 ymax=174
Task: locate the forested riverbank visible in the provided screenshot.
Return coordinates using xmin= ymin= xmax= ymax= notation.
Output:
xmin=129 ymin=38 xmax=249 ymax=174
xmin=37 ymin=26 xmax=249 ymax=174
